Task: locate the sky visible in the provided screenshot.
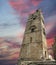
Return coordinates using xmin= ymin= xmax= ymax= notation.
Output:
xmin=0 ymin=0 xmax=56 ymax=65
xmin=0 ymin=0 xmax=24 ymax=37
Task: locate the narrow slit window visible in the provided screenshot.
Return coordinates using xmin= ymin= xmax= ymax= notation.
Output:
xmin=43 ymin=28 xmax=46 ymax=35
xmin=45 ymin=51 xmax=46 ymax=57
xmin=30 ymin=37 xmax=32 ymax=43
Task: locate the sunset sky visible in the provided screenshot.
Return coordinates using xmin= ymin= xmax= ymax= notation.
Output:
xmin=0 ymin=0 xmax=56 ymax=65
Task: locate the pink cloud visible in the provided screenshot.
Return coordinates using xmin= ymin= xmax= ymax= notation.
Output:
xmin=45 ymin=15 xmax=56 ymax=39
xmin=9 ymin=0 xmax=30 ymax=15
xmin=31 ymin=0 xmax=42 ymax=6
xmin=45 ymin=21 xmax=54 ymax=35
xmin=0 ymin=37 xmax=21 ymax=60
xmin=9 ymin=0 xmax=42 ymax=26
xmin=47 ymin=38 xmax=54 ymax=47
xmin=9 ymin=0 xmax=41 ymax=13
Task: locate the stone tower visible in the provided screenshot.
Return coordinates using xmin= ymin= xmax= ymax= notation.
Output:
xmin=18 ymin=10 xmax=48 ymax=65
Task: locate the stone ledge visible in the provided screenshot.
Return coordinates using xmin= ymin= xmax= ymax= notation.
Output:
xmin=18 ymin=60 xmax=56 ymax=65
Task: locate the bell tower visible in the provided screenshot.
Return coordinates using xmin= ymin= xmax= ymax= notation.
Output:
xmin=18 ymin=10 xmax=48 ymax=65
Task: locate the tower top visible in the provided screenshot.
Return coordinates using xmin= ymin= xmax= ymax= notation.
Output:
xmin=29 ymin=9 xmax=42 ymax=16
xmin=28 ymin=9 xmax=44 ymax=22
xmin=36 ymin=9 xmax=42 ymax=12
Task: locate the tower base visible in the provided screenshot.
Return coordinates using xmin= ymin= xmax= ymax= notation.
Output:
xmin=17 ymin=59 xmax=56 ymax=65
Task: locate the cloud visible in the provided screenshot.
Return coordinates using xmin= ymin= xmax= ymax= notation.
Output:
xmin=31 ymin=0 xmax=42 ymax=6
xmin=47 ymin=26 xmax=56 ymax=39
xmin=9 ymin=0 xmax=41 ymax=14
xmin=45 ymin=15 xmax=56 ymax=39
xmin=9 ymin=0 xmax=42 ymax=26
xmin=47 ymin=38 xmax=54 ymax=47
xmin=0 ymin=37 xmax=20 ymax=60
xmin=45 ymin=15 xmax=56 ymax=47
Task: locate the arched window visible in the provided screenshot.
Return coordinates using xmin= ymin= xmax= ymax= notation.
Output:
xmin=31 ymin=28 xmax=35 ymax=32
xmin=29 ymin=25 xmax=36 ymax=32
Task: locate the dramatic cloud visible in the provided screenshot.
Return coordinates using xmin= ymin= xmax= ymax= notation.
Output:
xmin=47 ymin=38 xmax=54 ymax=47
xmin=9 ymin=0 xmax=42 ymax=26
xmin=0 ymin=0 xmax=56 ymax=65
xmin=9 ymin=0 xmax=42 ymax=14
xmin=45 ymin=15 xmax=56 ymax=39
xmin=0 ymin=37 xmax=20 ymax=60
xmin=47 ymin=26 xmax=56 ymax=39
